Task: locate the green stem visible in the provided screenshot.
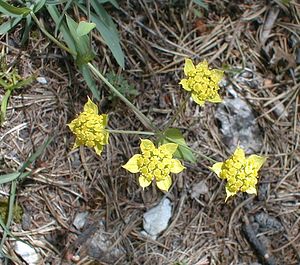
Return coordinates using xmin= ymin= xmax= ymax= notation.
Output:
xmin=87 ymin=63 xmax=157 ymax=131
xmin=165 ymin=136 xmax=217 ymax=163
xmin=108 ymin=129 xmax=155 ymax=136
xmin=163 ymin=94 xmax=190 ymax=131
xmin=31 ymin=11 xmax=157 ymax=132
xmin=30 ymin=12 xmax=76 ymax=56
xmin=0 ymin=181 xmax=16 ymax=250
xmin=0 ymin=89 xmax=11 ymax=125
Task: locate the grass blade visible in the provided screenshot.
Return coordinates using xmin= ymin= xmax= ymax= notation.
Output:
xmin=0 ymin=0 xmax=31 ymax=17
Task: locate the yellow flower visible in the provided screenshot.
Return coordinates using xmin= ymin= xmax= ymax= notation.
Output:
xmin=210 ymin=147 xmax=266 ymax=202
xmin=68 ymin=97 xmax=109 ymax=156
xmin=179 ymin=59 xmax=223 ymax=106
xmin=122 ymin=139 xmax=185 ymax=191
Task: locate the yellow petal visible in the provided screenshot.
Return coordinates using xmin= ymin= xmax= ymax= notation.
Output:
xmin=122 ymin=154 xmax=142 ymax=173
xmin=94 ymin=144 xmax=103 ymax=156
xmin=159 ymin=143 xmax=178 ymax=156
xmin=209 ymin=69 xmax=223 ymax=82
xmin=210 ymin=162 xmax=223 ymax=177
xmin=233 ymin=147 xmax=245 ymax=160
xmin=170 ymin=159 xmax=185 ymax=173
xmin=225 ymin=187 xmax=237 ymax=202
xmin=101 ymin=114 xmax=108 ymax=127
xmin=139 ymin=175 xmax=152 ymax=188
xmin=140 ymin=139 xmax=155 ymax=153
xmin=183 ymin=58 xmax=195 ymax=76
xmin=245 ymin=186 xmax=257 ymax=195
xmin=179 ymin=79 xmax=191 ymax=91
xmin=103 ymin=131 xmax=110 ymax=144
xmin=196 ymin=60 xmax=208 ymax=70
xmin=84 ymin=97 xmax=98 ymax=114
xmin=191 ymin=92 xmax=205 ymax=106
xmin=209 ymin=93 xmax=222 ymax=103
xmin=72 ymin=140 xmax=80 ymax=150
xmin=156 ymin=175 xmax=172 ymax=191
xmin=68 ymin=121 xmax=75 ymax=131
xmin=247 ymin=155 xmax=266 ymax=171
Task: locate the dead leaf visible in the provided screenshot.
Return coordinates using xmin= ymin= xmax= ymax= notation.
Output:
xmin=195 ymin=19 xmax=208 ymax=35
xmin=270 ymin=45 xmax=296 ymax=69
xmin=191 ymin=180 xmax=209 ymax=199
xmin=260 ymin=6 xmax=280 ymax=45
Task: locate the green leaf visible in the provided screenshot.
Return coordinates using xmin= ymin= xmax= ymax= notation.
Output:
xmin=80 ymin=65 xmax=100 ymax=100
xmin=0 ymin=172 xmax=30 ymax=185
xmin=78 ymin=1 xmax=125 ymax=68
xmin=193 ymin=0 xmax=208 ymax=10
xmin=96 ymin=0 xmax=119 ymax=9
xmin=0 ymin=0 xmax=31 ymax=17
xmin=20 ymin=15 xmax=33 ymax=46
xmin=53 ymin=0 xmax=73 ymax=37
xmin=46 ymin=4 xmax=77 ymax=53
xmin=0 ymin=89 xmax=12 ymax=125
xmin=0 ymin=16 xmax=22 ymax=34
xmin=19 ymin=136 xmax=53 ymax=174
xmin=77 ymin=21 xmax=96 ymax=36
xmin=65 ymin=15 xmax=95 ymax=66
xmin=9 ymin=74 xmax=35 ymax=90
xmin=32 ymin=0 xmax=47 ymax=13
xmin=45 ymin=0 xmax=69 ymax=4
xmin=159 ymin=128 xmax=197 ymax=164
xmin=0 ymin=75 xmax=34 ymax=125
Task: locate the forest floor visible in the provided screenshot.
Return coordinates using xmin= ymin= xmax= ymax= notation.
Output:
xmin=0 ymin=0 xmax=300 ymax=264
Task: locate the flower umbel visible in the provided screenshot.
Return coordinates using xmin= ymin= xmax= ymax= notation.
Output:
xmin=211 ymin=147 xmax=266 ymax=202
xmin=179 ymin=59 xmax=223 ymax=106
xmin=68 ymin=97 xmax=109 ymax=155
xmin=122 ymin=139 xmax=185 ymax=191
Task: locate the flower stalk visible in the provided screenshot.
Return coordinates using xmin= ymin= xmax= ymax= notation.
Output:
xmin=87 ymin=63 xmax=157 ymax=132
xmin=108 ymin=129 xmax=155 ymax=136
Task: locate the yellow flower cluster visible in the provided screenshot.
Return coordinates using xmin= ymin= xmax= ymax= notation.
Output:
xmin=122 ymin=139 xmax=185 ymax=191
xmin=68 ymin=97 xmax=109 ymax=155
xmin=68 ymin=63 xmax=266 ymax=202
xmin=180 ymin=59 xmax=223 ymax=106
xmin=211 ymin=147 xmax=266 ymax=201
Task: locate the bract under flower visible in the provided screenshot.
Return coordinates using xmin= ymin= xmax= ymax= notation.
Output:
xmin=122 ymin=139 xmax=185 ymax=191
xmin=180 ymin=59 xmax=223 ymax=106
xmin=68 ymin=97 xmax=109 ymax=156
xmin=210 ymin=147 xmax=266 ymax=201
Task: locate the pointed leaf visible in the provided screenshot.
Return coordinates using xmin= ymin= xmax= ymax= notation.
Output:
xmin=159 ymin=128 xmax=197 ymax=163
xmin=94 ymin=0 xmax=119 ymax=9
xmin=0 ymin=172 xmax=30 ymax=185
xmin=77 ymin=2 xmax=125 ymax=68
xmin=46 ymin=5 xmax=77 ymax=53
xmin=170 ymin=159 xmax=185 ymax=173
xmin=79 ymin=65 xmax=100 ymax=100
xmin=156 ymin=175 xmax=172 ymax=191
xmin=138 ymin=175 xmax=152 ymax=188
xmin=0 ymin=0 xmax=31 ymax=17
xmin=193 ymin=0 xmax=208 ymax=10
xmin=210 ymin=162 xmax=223 ymax=178
xmin=77 ymin=21 xmax=96 ymax=36
xmin=158 ymin=143 xmax=178 ymax=155
xmin=0 ymin=17 xmax=22 ymax=34
xmin=84 ymin=96 xmax=98 ymax=114
xmin=122 ymin=154 xmax=141 ymax=173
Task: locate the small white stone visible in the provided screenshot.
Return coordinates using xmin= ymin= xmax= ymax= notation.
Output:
xmin=36 ymin=77 xmax=47 ymax=84
xmin=143 ymin=198 xmax=172 ymax=238
xmin=14 ymin=241 xmax=41 ymax=264
xmin=73 ymin=212 xmax=88 ymax=230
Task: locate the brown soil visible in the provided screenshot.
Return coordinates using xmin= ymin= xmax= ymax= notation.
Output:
xmin=0 ymin=1 xmax=299 ymax=264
